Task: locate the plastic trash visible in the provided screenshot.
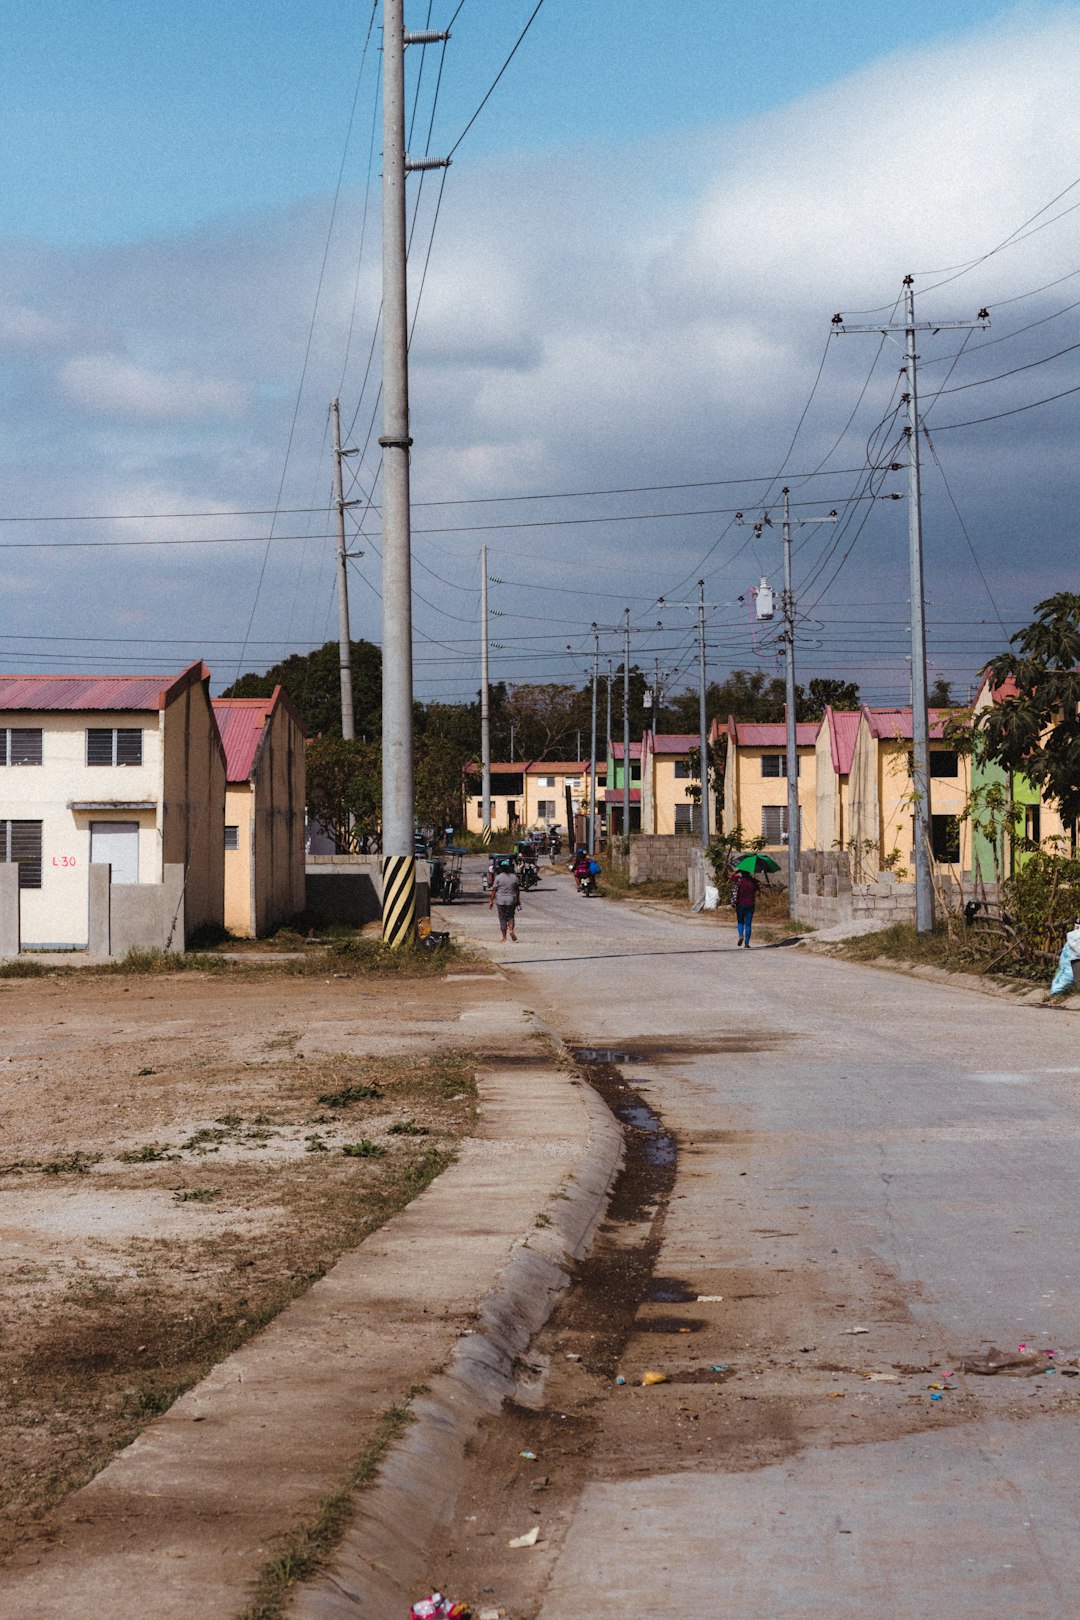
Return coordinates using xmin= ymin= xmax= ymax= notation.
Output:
xmin=641 ymin=1370 xmax=668 ymax=1385
xmin=841 ymin=1326 xmax=870 ymax=1335
xmin=410 ymin=1596 xmax=470 ymax=1619
xmin=615 ymin=1375 xmax=626 ymax=1385
xmin=697 ymin=1294 xmax=724 ymax=1302
xmin=518 ymin=1450 xmax=537 ymax=1460
xmin=508 ymin=1526 xmax=540 ymax=1549
xmin=930 ymin=1393 xmax=943 ymax=1401
xmin=703 ymin=883 xmax=720 ymax=911
xmin=1050 ymin=943 xmax=1075 ymax=996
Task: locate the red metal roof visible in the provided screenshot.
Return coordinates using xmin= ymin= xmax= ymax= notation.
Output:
xmin=0 ymin=664 xmax=206 ymax=713
xmin=728 ymin=719 xmax=819 ymax=747
xmin=825 ymin=707 xmax=862 ymax=776
xmin=648 ymin=733 xmax=700 ymax=754
xmin=863 ymin=706 xmax=952 ymax=741
xmin=212 ymin=698 xmax=272 ymax=783
xmin=603 ymin=787 xmax=641 ymax=803
xmin=610 ymin=740 xmax=643 ymax=759
xmin=524 ymin=760 xmax=592 ymax=774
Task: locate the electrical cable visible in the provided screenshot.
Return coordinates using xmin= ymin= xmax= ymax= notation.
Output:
xmin=445 ymin=0 xmax=547 ymax=159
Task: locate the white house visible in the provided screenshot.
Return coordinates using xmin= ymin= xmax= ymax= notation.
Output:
xmin=0 ymin=663 xmax=225 ymax=953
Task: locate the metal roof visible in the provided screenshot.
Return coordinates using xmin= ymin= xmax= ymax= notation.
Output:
xmin=212 ymin=698 xmax=272 ymax=783
xmin=648 ymin=733 xmax=700 ymax=754
xmin=610 ymin=740 xmax=643 ymax=759
xmin=728 ymin=720 xmax=819 ymax=748
xmin=864 ymin=707 xmax=951 ymax=742
xmin=603 ymin=787 xmax=641 ymax=803
xmin=0 ymin=666 xmax=204 ymax=712
xmin=825 ymin=708 xmax=862 ymax=776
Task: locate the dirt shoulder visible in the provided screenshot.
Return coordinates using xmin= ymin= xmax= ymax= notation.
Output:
xmin=0 ymin=968 xmax=494 ymax=1564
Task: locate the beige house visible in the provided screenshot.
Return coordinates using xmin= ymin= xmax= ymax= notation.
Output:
xmin=463 ymin=763 xmax=526 ymax=834
xmin=464 ymin=760 xmax=604 ymax=835
xmin=723 ymin=718 xmax=819 ymax=849
xmin=640 ymin=732 xmax=709 ymax=834
xmin=213 ymin=689 xmax=306 ymax=937
xmin=847 ymin=707 xmax=971 ymax=877
xmin=814 ymin=707 xmax=862 ymax=850
xmin=0 ymin=664 xmax=224 ymax=951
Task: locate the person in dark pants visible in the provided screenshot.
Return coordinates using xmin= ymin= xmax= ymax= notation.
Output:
xmin=488 ymin=859 xmax=521 ymax=942
xmin=733 ymin=869 xmax=760 ymax=948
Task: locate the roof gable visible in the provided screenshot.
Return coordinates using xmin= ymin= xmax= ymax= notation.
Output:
xmin=0 ymin=662 xmax=208 ymax=714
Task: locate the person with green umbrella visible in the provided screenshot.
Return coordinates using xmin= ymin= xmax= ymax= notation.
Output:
xmin=730 ymin=852 xmax=778 ymax=948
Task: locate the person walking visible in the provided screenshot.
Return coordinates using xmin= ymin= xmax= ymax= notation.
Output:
xmin=488 ymin=858 xmax=521 ymax=942
xmin=732 ymin=867 xmax=760 ymax=948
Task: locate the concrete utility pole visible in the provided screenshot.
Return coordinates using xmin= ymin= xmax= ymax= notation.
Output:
xmin=697 ymin=580 xmax=710 ymax=850
xmin=589 ymin=625 xmax=599 ymax=855
xmin=379 ymin=2 xmax=450 ymax=946
xmin=622 ymin=609 xmax=631 ymax=844
xmin=831 ymin=283 xmax=987 ymax=933
xmin=480 ymin=545 xmax=491 ymax=843
xmin=780 ymin=489 xmax=836 ymax=916
xmin=331 ymin=398 xmax=359 ymax=740
xmin=606 ymin=660 xmax=613 ymax=754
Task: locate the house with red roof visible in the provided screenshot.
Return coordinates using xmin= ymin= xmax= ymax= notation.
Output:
xmin=641 ymin=732 xmax=712 ymax=835
xmin=0 ymin=663 xmax=224 ymax=954
xmin=847 ymin=706 xmax=970 ymax=876
xmin=212 ymin=688 xmax=306 ymax=937
xmin=815 ymin=706 xmax=863 ymax=850
xmin=723 ymin=716 xmax=820 ymax=850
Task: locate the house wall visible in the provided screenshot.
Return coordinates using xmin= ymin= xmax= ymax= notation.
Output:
xmin=815 ymin=720 xmax=843 ymax=850
xmin=725 ymin=742 xmax=817 ymax=849
xmin=0 ymin=708 xmax=163 ymax=948
xmin=161 ymin=676 xmax=225 ymax=938
xmin=525 ymin=769 xmax=589 ymax=829
xmin=251 ymin=700 xmax=306 ymax=936
xmin=224 ymin=782 xmax=253 ymax=936
xmin=652 ymin=758 xmax=700 ymax=835
xmin=877 ymin=740 xmax=971 ymax=875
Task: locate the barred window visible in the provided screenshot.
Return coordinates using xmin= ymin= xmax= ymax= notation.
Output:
xmin=0 ymin=820 xmax=43 ymax=887
xmin=0 ymin=728 xmax=43 ymax=766
xmin=224 ymin=825 xmax=240 ymax=851
xmin=761 ymin=805 xmax=789 ymax=842
xmin=673 ymin=759 xmax=692 ymax=778
xmin=761 ymin=754 xmax=799 ymax=777
xmin=87 ymin=728 xmax=143 ymax=766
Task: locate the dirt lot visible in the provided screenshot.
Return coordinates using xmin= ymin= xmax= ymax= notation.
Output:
xmin=0 ymin=966 xmax=494 ymax=1561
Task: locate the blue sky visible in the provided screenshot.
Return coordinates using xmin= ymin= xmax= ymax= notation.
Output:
xmin=0 ymin=1 xmax=1076 ymax=708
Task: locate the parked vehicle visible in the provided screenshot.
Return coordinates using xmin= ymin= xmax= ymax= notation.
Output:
xmin=441 ymin=848 xmax=464 ymax=903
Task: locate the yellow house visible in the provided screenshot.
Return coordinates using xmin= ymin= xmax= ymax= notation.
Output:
xmin=723 ymin=718 xmax=819 ymax=849
xmin=464 ymin=760 xmax=606 ymax=836
xmin=814 ymin=707 xmax=862 ymax=850
xmin=212 ymin=690 xmax=306 ymax=937
xmin=847 ymin=707 xmax=971 ymax=877
xmin=640 ymin=732 xmax=709 ymax=834
xmin=463 ymin=763 xmax=525 ymax=834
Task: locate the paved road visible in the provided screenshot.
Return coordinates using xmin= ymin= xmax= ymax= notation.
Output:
xmin=439 ymin=860 xmax=1080 ymax=1619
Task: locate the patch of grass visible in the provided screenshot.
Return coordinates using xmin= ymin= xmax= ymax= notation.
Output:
xmin=41 ymin=1152 xmax=101 ymax=1176
xmin=173 ymin=1187 xmax=220 ymax=1203
xmin=181 ymin=1126 xmax=232 ymax=1151
xmin=0 ymin=958 xmax=49 ymax=978
xmin=833 ymin=921 xmax=974 ymax=971
xmin=304 ymin=1134 xmax=330 ymax=1153
xmin=284 ymin=937 xmax=471 ymax=979
xmin=341 ymin=1139 xmax=386 ymax=1159
xmin=317 ymin=1082 xmax=382 ymax=1107
xmin=236 ymin=1397 xmax=417 ymax=1620
xmin=216 ymin=1112 xmax=244 ymax=1127
xmin=387 ymin=1119 xmax=429 ymax=1136
xmin=117 ymin=1143 xmax=175 ymax=1164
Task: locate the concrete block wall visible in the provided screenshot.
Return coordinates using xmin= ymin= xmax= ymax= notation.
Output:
xmin=795 ymin=850 xmax=964 ymax=928
xmin=627 ymin=834 xmax=701 ymax=884
xmin=87 ymin=862 xmax=186 ymax=958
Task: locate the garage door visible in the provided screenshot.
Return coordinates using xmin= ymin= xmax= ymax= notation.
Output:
xmin=89 ymin=821 xmax=140 ymax=885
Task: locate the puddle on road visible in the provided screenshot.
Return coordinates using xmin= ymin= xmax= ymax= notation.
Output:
xmin=613 ymin=1098 xmax=676 ymax=1166
xmin=573 ymin=1047 xmax=645 ymax=1065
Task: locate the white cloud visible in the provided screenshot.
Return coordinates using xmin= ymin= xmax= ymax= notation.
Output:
xmin=58 ymin=354 xmax=248 ymax=421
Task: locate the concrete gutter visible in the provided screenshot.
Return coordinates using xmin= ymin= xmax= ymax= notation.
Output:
xmin=1 ymin=1022 xmax=622 ymax=1619
xmin=800 ymin=934 xmax=1077 ymax=1009
xmin=293 ymin=1078 xmax=621 ymax=1618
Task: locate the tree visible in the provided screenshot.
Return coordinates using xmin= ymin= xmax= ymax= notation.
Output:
xmin=223 ymin=639 xmax=382 ymax=739
xmin=981 ymin=592 xmax=1080 ymax=830
xmin=929 ymin=678 xmax=954 ymax=708
xmin=802 ymin=678 xmax=860 ymax=722
xmin=305 ymin=736 xmax=381 ymax=852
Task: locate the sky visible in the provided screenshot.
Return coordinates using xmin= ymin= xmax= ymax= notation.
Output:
xmin=0 ymin=0 xmax=1077 ymax=714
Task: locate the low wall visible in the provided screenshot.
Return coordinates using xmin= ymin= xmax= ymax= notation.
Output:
xmin=88 ymin=862 xmax=186 ymax=957
xmin=0 ymin=865 xmax=19 ymax=957
xmin=305 ymin=856 xmax=430 ymax=926
xmin=795 ymin=850 xmax=963 ymax=929
xmin=627 ymin=834 xmax=701 ymax=884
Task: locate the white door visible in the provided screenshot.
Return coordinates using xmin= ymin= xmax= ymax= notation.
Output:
xmin=90 ymin=821 xmax=140 ymax=885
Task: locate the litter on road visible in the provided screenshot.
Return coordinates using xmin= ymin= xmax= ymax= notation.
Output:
xmin=641 ymin=1370 xmax=668 ymax=1385
xmin=508 ymin=1526 xmax=541 ymax=1549
xmin=410 ymin=1595 xmax=470 ymax=1619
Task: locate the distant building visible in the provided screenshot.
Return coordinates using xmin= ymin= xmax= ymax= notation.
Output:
xmin=0 ymin=664 xmax=224 ymax=953
xmin=213 ymin=689 xmax=306 ymax=937
xmin=847 ymin=707 xmax=969 ymax=876
xmin=604 ymin=740 xmax=642 ymax=836
xmin=640 ymin=732 xmax=710 ymax=835
xmin=723 ymin=718 xmax=819 ymax=850
xmin=463 ymin=759 xmax=606 ymax=836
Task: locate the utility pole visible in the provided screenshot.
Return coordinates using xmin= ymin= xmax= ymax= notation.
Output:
xmin=606 ymin=660 xmax=613 ymax=754
xmin=831 ymin=283 xmax=987 ymax=933
xmin=480 ymin=545 xmax=491 ymax=844
xmin=379 ymin=2 xmax=449 ymax=946
xmin=589 ymin=625 xmax=599 ymax=855
xmin=697 ymin=580 xmax=709 ymax=850
xmin=331 ymin=398 xmax=359 ymax=739
xmin=622 ymin=609 xmax=631 ymax=844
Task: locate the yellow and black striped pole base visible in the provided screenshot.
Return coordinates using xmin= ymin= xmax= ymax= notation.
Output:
xmin=382 ymin=855 xmax=417 ymax=949
xmin=481 ymin=823 xmax=492 ymax=846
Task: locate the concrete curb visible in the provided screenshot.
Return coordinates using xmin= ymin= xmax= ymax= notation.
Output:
xmin=293 ymin=1079 xmax=623 ymax=1618
xmin=800 ymin=936 xmax=1077 ymax=1009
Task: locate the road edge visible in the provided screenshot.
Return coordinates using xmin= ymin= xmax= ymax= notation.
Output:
xmin=291 ymin=1066 xmax=623 ymax=1618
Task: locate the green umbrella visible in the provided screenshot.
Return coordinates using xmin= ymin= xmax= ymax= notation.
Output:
xmin=733 ymin=852 xmax=780 ymax=874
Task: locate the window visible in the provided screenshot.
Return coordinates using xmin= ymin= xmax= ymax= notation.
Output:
xmin=536 ymin=799 xmax=556 ymax=820
xmin=762 ymin=805 xmax=789 ymax=843
xmin=930 ymin=749 xmax=959 ymax=778
xmin=931 ymin=814 xmax=961 ymax=863
xmin=87 ymin=728 xmax=143 ymax=766
xmin=630 ymin=762 xmax=641 ymax=782
xmin=1025 ymin=804 xmax=1041 ymax=845
xmin=0 ymin=820 xmax=42 ymax=888
xmin=761 ymin=754 xmax=799 ymax=777
xmin=565 ymin=777 xmax=581 ymax=792
xmin=674 ymin=803 xmax=699 ymax=832
xmin=673 ymin=759 xmax=692 ymax=779
xmin=538 ymin=776 xmax=555 ymax=788
xmin=0 ymin=728 xmax=43 ymax=766
xmin=225 ymin=825 xmax=240 ymax=851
